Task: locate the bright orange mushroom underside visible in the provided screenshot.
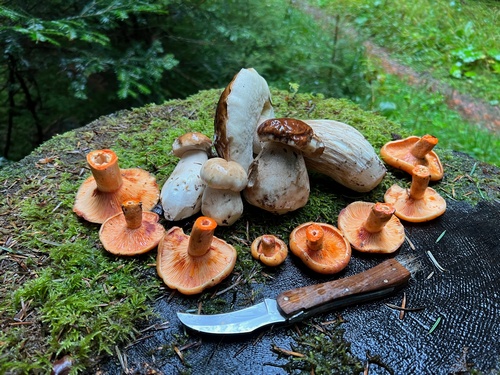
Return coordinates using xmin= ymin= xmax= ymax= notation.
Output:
xmin=384 ymin=185 xmax=446 ymax=222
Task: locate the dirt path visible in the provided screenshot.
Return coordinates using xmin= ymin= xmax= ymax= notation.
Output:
xmin=298 ymin=2 xmax=500 ymax=134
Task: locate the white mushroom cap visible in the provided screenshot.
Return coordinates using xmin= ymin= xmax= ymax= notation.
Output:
xmin=200 ymin=158 xmax=248 ymax=192
xmin=172 ymin=132 xmax=212 ymax=158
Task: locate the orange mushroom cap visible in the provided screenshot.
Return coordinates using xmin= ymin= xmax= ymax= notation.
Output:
xmin=289 ymin=222 xmax=351 ymax=274
xmin=384 ymin=165 xmax=446 ymax=222
xmin=156 ymin=216 xmax=237 ymax=295
xmin=73 ymin=149 xmax=160 ymax=224
xmin=337 ymin=201 xmax=405 ymax=254
xmin=251 ymin=234 xmax=288 ymax=267
xmin=99 ymin=200 xmax=165 ymax=256
xmin=380 ymin=134 xmax=443 ymax=181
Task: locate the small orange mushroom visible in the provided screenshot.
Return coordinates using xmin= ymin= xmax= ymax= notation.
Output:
xmin=384 ymin=165 xmax=446 ymax=222
xmin=156 ymin=216 xmax=237 ymax=295
xmin=337 ymin=201 xmax=405 ymax=254
xmin=73 ymin=149 xmax=159 ymax=223
xmin=99 ymin=200 xmax=165 ymax=256
xmin=251 ymin=235 xmax=288 ymax=266
xmin=289 ymin=222 xmax=351 ymax=274
xmin=380 ymin=134 xmax=443 ymax=181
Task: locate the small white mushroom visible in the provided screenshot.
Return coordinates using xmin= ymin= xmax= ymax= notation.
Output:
xmin=200 ymin=158 xmax=248 ymax=226
xmin=243 ymin=118 xmax=324 ymax=214
xmin=160 ymin=132 xmax=212 ymax=221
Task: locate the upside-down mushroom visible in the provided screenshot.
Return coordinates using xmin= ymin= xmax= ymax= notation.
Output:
xmin=384 ymin=165 xmax=446 ymax=222
xmin=251 ymin=235 xmax=288 ymax=267
xmin=99 ymin=200 xmax=165 ymax=256
xmin=289 ymin=222 xmax=351 ymax=274
xmin=337 ymin=201 xmax=405 ymax=254
xmin=156 ymin=216 xmax=237 ymax=295
xmin=380 ymin=134 xmax=443 ymax=181
xmin=73 ymin=149 xmax=159 ymax=224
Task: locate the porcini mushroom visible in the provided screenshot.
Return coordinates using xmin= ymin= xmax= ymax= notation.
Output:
xmin=289 ymin=222 xmax=351 ymax=274
xmin=243 ymin=118 xmax=324 ymax=214
xmin=337 ymin=201 xmax=405 ymax=254
xmin=156 ymin=216 xmax=237 ymax=295
xmin=384 ymin=165 xmax=446 ymax=222
xmin=99 ymin=200 xmax=165 ymax=256
xmin=199 ymin=158 xmax=248 ymax=226
xmin=160 ymin=132 xmax=212 ymax=221
xmin=301 ymin=119 xmax=387 ymax=192
xmin=380 ymin=134 xmax=443 ymax=181
xmin=251 ymin=235 xmax=288 ymax=266
xmin=214 ymin=68 xmax=274 ymax=172
xmin=73 ymin=149 xmax=159 ymax=224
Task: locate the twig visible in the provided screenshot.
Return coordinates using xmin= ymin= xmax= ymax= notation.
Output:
xmin=271 ymin=344 xmax=305 ymax=358
xmin=399 ymin=293 xmax=406 ymax=320
xmin=426 ymin=250 xmax=447 ymax=272
xmin=385 ymin=303 xmax=425 ymax=312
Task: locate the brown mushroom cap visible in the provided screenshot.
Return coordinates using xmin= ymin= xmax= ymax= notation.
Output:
xmin=156 ymin=216 xmax=237 ymax=295
xmin=172 ymin=132 xmax=212 ymax=158
xmin=73 ymin=149 xmax=159 ymax=224
xmin=99 ymin=200 xmax=165 ymax=256
xmin=251 ymin=235 xmax=288 ymax=266
xmin=289 ymin=222 xmax=351 ymax=274
xmin=337 ymin=201 xmax=405 ymax=254
xmin=200 ymin=158 xmax=248 ymax=191
xmin=380 ymin=134 xmax=443 ymax=181
xmin=384 ymin=165 xmax=446 ymax=222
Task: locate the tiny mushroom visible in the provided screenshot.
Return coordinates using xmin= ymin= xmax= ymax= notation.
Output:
xmin=380 ymin=134 xmax=444 ymax=181
xmin=73 ymin=149 xmax=159 ymax=224
xmin=289 ymin=222 xmax=351 ymax=274
xmin=99 ymin=200 xmax=165 ymax=256
xmin=156 ymin=216 xmax=237 ymax=295
xmin=384 ymin=165 xmax=446 ymax=222
xmin=337 ymin=201 xmax=405 ymax=254
xmin=160 ymin=132 xmax=212 ymax=221
xmin=251 ymin=234 xmax=288 ymax=267
xmin=243 ymin=118 xmax=324 ymax=214
xmin=200 ymin=157 xmax=248 ymax=226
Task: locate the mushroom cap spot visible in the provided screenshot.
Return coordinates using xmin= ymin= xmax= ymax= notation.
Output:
xmin=257 ymin=118 xmax=324 ymax=157
xmin=384 ymin=184 xmax=447 ymax=222
xmin=380 ymin=135 xmax=443 ymax=181
xmin=172 ymin=132 xmax=212 ymax=158
xmin=200 ymin=157 xmax=248 ymax=191
xmin=289 ymin=222 xmax=351 ymax=274
xmin=73 ymin=168 xmax=160 ymax=224
xmin=251 ymin=235 xmax=288 ymax=267
xmin=99 ymin=211 xmax=165 ymax=255
xmin=156 ymin=226 xmax=237 ymax=295
xmin=338 ymin=201 xmax=405 ymax=253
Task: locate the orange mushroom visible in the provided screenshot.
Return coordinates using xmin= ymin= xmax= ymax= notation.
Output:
xmin=156 ymin=216 xmax=237 ymax=295
xmin=99 ymin=200 xmax=165 ymax=256
xmin=289 ymin=222 xmax=351 ymax=274
xmin=380 ymin=134 xmax=443 ymax=181
xmin=73 ymin=149 xmax=159 ymax=223
xmin=384 ymin=165 xmax=446 ymax=222
xmin=251 ymin=235 xmax=288 ymax=266
xmin=337 ymin=201 xmax=405 ymax=254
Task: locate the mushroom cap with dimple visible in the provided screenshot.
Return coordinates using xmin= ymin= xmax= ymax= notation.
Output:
xmin=156 ymin=226 xmax=237 ymax=295
xmin=337 ymin=201 xmax=405 ymax=253
xmin=200 ymin=157 xmax=248 ymax=191
xmin=172 ymin=132 xmax=212 ymax=158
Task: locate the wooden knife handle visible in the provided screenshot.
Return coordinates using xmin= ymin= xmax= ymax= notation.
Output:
xmin=276 ymin=259 xmax=410 ymax=316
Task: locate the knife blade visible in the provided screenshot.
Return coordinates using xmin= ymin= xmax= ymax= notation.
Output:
xmin=177 ymin=258 xmax=411 ymax=334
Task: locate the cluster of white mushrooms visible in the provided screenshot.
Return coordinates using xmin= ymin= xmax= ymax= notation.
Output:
xmin=160 ymin=68 xmax=387 ymax=226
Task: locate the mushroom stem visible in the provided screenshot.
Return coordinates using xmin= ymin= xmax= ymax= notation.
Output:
xmin=188 ymin=216 xmax=218 ymax=257
xmin=410 ymin=134 xmax=438 ymax=159
xmin=362 ymin=203 xmax=396 ymax=233
xmin=121 ymin=200 xmax=143 ymax=229
xmin=409 ymin=165 xmax=431 ymax=200
xmin=260 ymin=235 xmax=278 ymax=257
xmin=87 ymin=150 xmax=123 ymax=193
xmin=306 ymin=224 xmax=324 ymax=251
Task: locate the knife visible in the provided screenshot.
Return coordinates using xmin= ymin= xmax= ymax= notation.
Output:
xmin=177 ymin=258 xmax=411 ymax=334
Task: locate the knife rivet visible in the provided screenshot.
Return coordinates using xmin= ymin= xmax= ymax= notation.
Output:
xmin=345 ymin=288 xmax=349 ymax=292
xmin=383 ymin=279 xmax=388 ymax=283
xmin=283 ymin=297 xmax=289 ymax=301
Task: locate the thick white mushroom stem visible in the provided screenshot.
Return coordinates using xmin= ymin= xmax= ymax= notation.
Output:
xmin=306 ymin=224 xmax=325 ymax=251
xmin=410 ymin=135 xmax=438 ymax=159
xmin=87 ymin=150 xmax=123 ymax=193
xmin=409 ymin=165 xmax=432 ymax=200
xmin=121 ymin=200 xmax=143 ymax=229
xmin=187 ymin=216 xmax=217 ymax=257
xmin=362 ymin=203 xmax=396 ymax=233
